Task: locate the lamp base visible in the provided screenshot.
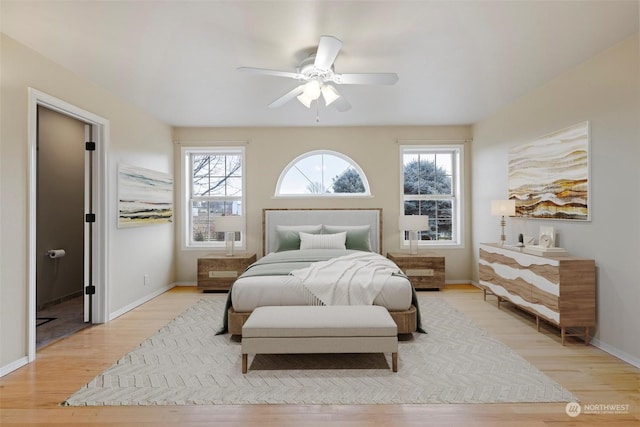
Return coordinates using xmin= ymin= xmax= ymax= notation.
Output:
xmin=499 ymin=216 xmax=506 ymax=246
xmin=409 ymin=230 xmax=419 ymax=255
xmin=225 ymin=232 xmax=235 ymax=257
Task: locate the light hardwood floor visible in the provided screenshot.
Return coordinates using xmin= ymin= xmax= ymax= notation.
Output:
xmin=1 ymin=285 xmax=638 ymax=426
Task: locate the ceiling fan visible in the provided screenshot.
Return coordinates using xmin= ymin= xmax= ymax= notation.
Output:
xmin=238 ymin=35 xmax=399 ymax=112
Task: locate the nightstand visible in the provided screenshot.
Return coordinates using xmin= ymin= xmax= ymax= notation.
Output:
xmin=197 ymin=252 xmax=256 ymax=292
xmin=387 ymin=252 xmax=445 ymax=290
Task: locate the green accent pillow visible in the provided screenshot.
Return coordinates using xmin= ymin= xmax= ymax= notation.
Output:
xmin=275 ymin=224 xmax=322 ymax=252
xmin=322 ymin=225 xmax=372 ymax=252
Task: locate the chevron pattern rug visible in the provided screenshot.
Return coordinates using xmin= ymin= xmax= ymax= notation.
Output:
xmin=64 ymin=295 xmax=577 ymax=405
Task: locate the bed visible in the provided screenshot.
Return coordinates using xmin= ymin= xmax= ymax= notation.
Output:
xmin=223 ymin=208 xmax=421 ymax=335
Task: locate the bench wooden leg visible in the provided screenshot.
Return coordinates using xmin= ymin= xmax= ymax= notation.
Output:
xmin=392 ymin=352 xmax=398 ymax=372
xmin=242 ymin=353 xmax=248 ymax=374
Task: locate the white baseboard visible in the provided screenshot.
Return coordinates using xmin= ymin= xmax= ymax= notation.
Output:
xmin=589 ymin=337 xmax=640 ymax=368
xmin=444 ymin=280 xmax=474 ymax=285
xmin=108 ymin=283 xmax=175 ymax=321
xmin=0 ymin=356 xmax=29 ymax=378
xmin=174 ymin=282 xmax=196 ymax=287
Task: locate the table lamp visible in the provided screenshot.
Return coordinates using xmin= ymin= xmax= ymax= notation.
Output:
xmin=491 ymin=200 xmax=515 ymax=246
xmin=214 ymin=215 xmax=243 ymax=256
xmin=399 ymin=215 xmax=429 ymax=255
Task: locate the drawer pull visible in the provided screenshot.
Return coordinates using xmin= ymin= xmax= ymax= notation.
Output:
xmin=209 ymin=270 xmax=238 ymax=278
xmin=406 ymin=268 xmax=434 ymax=277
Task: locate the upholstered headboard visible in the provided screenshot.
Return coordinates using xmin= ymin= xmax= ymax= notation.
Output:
xmin=263 ymin=208 xmax=382 ymax=255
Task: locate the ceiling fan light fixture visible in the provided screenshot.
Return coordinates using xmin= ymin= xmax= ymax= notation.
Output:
xmin=303 ymin=80 xmax=322 ymax=100
xmin=321 ymin=84 xmax=340 ymax=106
xmin=296 ymin=92 xmax=313 ymax=108
xmin=297 ymin=80 xmax=321 ymax=108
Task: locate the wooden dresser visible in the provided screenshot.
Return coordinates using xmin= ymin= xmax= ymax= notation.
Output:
xmin=478 ymin=243 xmax=595 ymax=345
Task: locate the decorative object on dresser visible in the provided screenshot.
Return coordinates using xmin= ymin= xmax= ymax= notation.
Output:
xmin=522 ymin=226 xmax=568 ymax=256
xmin=213 ymin=215 xmax=244 ymax=256
xmin=478 ymin=243 xmax=595 ymax=345
xmin=522 ymin=234 xmax=535 ymax=246
xmin=387 ymin=252 xmax=445 ymax=290
xmin=398 ymin=215 xmax=429 ymax=255
xmin=197 ymin=252 xmax=256 ymax=291
xmin=490 ymin=199 xmax=516 ymax=246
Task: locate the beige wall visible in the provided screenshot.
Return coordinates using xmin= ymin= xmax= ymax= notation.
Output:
xmin=173 ymin=126 xmax=473 ymax=283
xmin=471 ymin=34 xmax=640 ymax=364
xmin=0 ymin=33 xmax=175 ymax=371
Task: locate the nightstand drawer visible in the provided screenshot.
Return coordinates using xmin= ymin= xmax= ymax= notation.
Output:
xmin=405 ymin=268 xmax=434 ymax=277
xmin=208 ymin=270 xmax=239 ymax=279
xmin=387 ymin=252 xmax=445 ymax=290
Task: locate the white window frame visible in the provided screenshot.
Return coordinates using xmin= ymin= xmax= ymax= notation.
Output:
xmin=275 ymin=150 xmax=372 ymax=198
xmin=399 ymin=144 xmax=464 ymax=248
xmin=181 ymin=145 xmax=246 ymax=250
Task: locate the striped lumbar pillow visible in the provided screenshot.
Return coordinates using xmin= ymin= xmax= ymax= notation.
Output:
xmin=299 ymin=231 xmax=347 ymax=250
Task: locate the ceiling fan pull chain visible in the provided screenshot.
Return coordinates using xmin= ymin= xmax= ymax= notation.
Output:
xmin=316 ymin=100 xmax=320 ymax=123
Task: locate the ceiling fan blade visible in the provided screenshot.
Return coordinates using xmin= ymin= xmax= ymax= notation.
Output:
xmin=237 ymin=67 xmax=300 ymax=79
xmin=268 ymin=85 xmax=305 ymax=108
xmin=336 ymin=73 xmax=399 ymax=85
xmin=332 ymin=96 xmax=351 ymax=112
xmin=314 ymin=35 xmax=342 ymax=71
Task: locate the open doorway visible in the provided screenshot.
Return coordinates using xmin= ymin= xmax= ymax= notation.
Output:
xmin=35 ymin=106 xmax=89 ymax=349
xmin=28 ymin=88 xmax=109 ymax=361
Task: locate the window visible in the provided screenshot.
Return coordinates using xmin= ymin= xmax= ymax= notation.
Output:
xmin=182 ymin=146 xmax=244 ymax=248
xmin=275 ymin=150 xmax=371 ymax=197
xmin=400 ymin=145 xmax=463 ymax=246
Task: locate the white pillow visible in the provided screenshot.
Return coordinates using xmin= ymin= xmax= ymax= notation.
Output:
xmin=299 ymin=231 xmax=346 ymax=250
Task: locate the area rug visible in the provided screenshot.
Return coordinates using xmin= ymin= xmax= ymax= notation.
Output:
xmin=63 ymin=295 xmax=577 ymax=405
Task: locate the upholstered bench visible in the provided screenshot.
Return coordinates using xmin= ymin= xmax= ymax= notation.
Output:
xmin=241 ymin=305 xmax=398 ymax=373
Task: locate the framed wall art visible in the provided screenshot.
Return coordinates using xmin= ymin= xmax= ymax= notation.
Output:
xmin=508 ymin=121 xmax=590 ymax=221
xmin=118 ymin=164 xmax=173 ymax=228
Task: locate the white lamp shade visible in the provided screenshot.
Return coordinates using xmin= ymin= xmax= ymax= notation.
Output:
xmin=303 ymin=80 xmax=321 ymax=99
xmin=296 ymin=92 xmax=313 ymax=108
xmin=321 ymin=85 xmax=340 ymax=106
xmin=399 ymin=215 xmax=429 ymax=231
xmin=491 ymin=200 xmax=516 ymax=216
xmin=214 ymin=215 xmax=243 ymax=232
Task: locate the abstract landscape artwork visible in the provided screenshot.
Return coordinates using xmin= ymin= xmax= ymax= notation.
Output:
xmin=508 ymin=122 xmax=589 ymax=220
xmin=118 ymin=164 xmax=173 ymax=228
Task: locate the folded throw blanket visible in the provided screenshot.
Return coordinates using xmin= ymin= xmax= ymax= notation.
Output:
xmin=288 ymin=252 xmax=401 ymax=306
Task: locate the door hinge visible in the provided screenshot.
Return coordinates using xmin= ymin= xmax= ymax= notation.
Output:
xmin=85 ymin=213 xmax=96 ymax=223
xmin=85 ymin=285 xmax=96 ymax=295
xmin=85 ymin=141 xmax=96 ymax=151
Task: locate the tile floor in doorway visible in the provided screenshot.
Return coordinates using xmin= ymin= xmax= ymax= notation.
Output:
xmin=36 ymin=296 xmax=90 ymax=349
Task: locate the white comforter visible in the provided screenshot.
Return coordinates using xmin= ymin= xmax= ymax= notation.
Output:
xmin=288 ymin=251 xmax=402 ymax=306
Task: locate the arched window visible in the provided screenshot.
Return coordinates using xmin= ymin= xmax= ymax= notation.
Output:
xmin=275 ymin=150 xmax=371 ymax=197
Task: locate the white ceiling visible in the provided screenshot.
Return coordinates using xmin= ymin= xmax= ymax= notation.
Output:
xmin=1 ymin=1 xmax=638 ymax=127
